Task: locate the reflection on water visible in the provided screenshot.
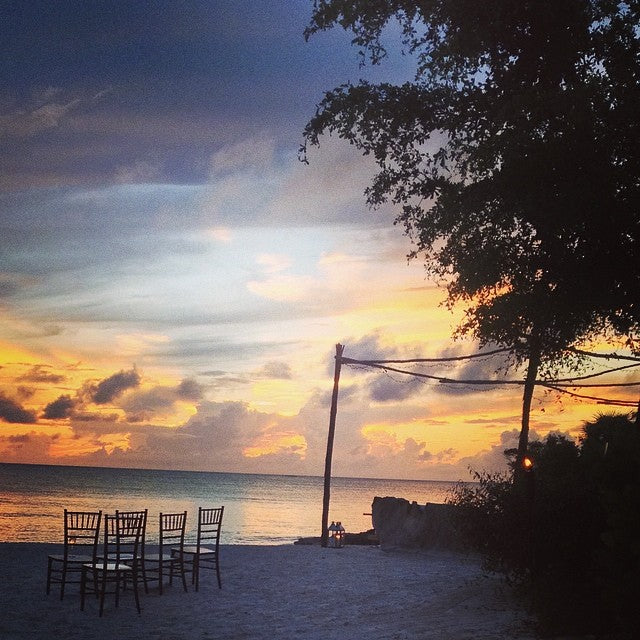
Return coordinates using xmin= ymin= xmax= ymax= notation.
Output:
xmin=0 ymin=463 xmax=461 ymax=544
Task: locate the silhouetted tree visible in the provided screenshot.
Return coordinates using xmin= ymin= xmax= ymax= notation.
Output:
xmin=302 ymin=1 xmax=640 ymax=459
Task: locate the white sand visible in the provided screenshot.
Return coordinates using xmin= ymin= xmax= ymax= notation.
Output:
xmin=1 ymin=543 xmax=537 ymax=639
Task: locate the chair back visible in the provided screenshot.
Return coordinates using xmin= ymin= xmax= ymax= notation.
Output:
xmin=102 ymin=510 xmax=146 ymax=568
xmin=64 ymin=509 xmax=102 ymax=559
xmin=197 ymin=506 xmax=224 ymax=551
xmin=159 ymin=511 xmax=187 ymax=555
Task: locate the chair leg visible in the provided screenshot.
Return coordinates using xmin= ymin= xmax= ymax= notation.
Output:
xmin=99 ymin=571 xmax=108 ymax=617
xmin=179 ymin=560 xmax=188 ymax=593
xmin=132 ymin=571 xmax=141 ymax=614
xmin=60 ymin=563 xmax=67 ymax=600
xmin=46 ymin=557 xmax=53 ymax=596
xmin=216 ymin=559 xmax=222 ymax=589
xmin=141 ymin=561 xmax=149 ymax=594
xmin=80 ymin=567 xmax=87 ymax=611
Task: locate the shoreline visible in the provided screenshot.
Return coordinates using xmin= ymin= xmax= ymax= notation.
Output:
xmin=1 ymin=542 xmax=536 ymax=639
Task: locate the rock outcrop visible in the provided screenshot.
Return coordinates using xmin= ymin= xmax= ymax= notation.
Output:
xmin=371 ymin=496 xmax=463 ymax=550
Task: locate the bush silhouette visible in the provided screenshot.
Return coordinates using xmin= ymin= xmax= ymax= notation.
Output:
xmin=449 ymin=413 xmax=640 ymax=637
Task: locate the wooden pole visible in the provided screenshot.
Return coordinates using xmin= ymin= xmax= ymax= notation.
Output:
xmin=321 ymin=343 xmax=344 ymax=547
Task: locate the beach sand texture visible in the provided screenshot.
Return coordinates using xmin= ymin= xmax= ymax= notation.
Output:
xmin=2 ymin=543 xmax=537 ymax=639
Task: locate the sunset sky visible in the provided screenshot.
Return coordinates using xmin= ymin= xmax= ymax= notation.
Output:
xmin=1 ymin=1 xmax=638 ymax=481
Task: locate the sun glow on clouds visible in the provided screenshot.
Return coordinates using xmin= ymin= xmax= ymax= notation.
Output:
xmin=247 ymin=273 xmax=317 ymax=302
xmin=0 ymin=339 xmax=42 ymax=367
xmin=249 ymin=379 xmax=308 ymax=416
xmin=1 ymin=197 xmax=633 ymax=478
xmin=5 ymin=1 xmax=638 ymax=482
xmin=242 ymin=429 xmax=307 ymax=459
xmin=115 ymin=332 xmax=171 ymax=358
xmin=48 ymin=430 xmax=132 ymax=458
xmin=361 ymin=415 xmax=500 ymax=461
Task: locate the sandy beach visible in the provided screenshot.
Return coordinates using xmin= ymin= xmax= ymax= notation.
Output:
xmin=1 ymin=542 xmax=537 ymax=640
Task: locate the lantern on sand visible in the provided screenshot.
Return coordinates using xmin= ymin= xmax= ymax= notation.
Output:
xmin=328 ymin=521 xmax=345 ymax=548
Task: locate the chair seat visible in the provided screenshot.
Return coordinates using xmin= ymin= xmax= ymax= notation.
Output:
xmin=144 ymin=552 xmax=175 ymax=562
xmin=48 ymin=553 xmax=94 ymax=562
xmin=83 ymin=562 xmax=133 ymax=572
xmin=181 ymin=545 xmax=216 ymax=555
xmin=99 ymin=552 xmax=134 ymax=560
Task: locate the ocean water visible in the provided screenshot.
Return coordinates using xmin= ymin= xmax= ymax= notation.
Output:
xmin=0 ymin=463 xmax=460 ymax=545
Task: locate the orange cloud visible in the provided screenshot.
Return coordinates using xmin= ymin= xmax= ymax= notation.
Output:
xmin=49 ymin=431 xmax=132 ymax=458
xmin=243 ymin=429 xmax=307 ymax=459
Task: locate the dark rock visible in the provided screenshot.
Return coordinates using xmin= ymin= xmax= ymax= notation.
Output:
xmin=344 ymin=529 xmax=378 ymax=545
xmin=371 ymin=496 xmax=463 ymax=550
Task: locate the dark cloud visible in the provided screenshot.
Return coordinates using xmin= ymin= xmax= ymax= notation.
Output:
xmin=42 ymin=394 xmax=76 ymax=419
xmin=176 ymin=378 xmax=204 ymax=401
xmin=120 ymin=378 xmax=204 ymax=418
xmin=432 ymin=345 xmax=516 ymax=396
xmin=340 ymin=332 xmax=408 ymax=365
xmin=16 ymin=386 xmax=35 ymax=400
xmin=71 ymin=412 xmax=120 ymax=425
xmin=0 ymin=272 xmax=37 ymax=298
xmin=404 ymin=437 xmax=432 ymax=461
xmin=0 ymin=280 xmax=20 ymax=297
xmin=90 ymin=368 xmax=141 ymax=404
xmin=9 ymin=434 xmax=30 ymax=443
xmin=339 ymin=332 xmax=427 ymax=402
xmin=256 ymin=361 xmax=292 ymax=380
xmin=369 ymin=374 xmax=424 ymax=402
xmin=313 ymin=382 xmax=359 ymax=408
xmin=346 ymin=342 xmax=517 ymax=398
xmin=464 ymin=415 xmax=522 ymax=425
xmin=0 ymin=393 xmax=37 ymax=424
xmin=180 ymin=401 xmax=248 ymax=442
xmin=120 ymin=387 xmax=176 ymax=416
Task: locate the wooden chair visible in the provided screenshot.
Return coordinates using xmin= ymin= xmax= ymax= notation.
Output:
xmin=46 ymin=509 xmax=102 ymax=600
xmin=97 ymin=509 xmax=148 ymax=585
xmin=142 ymin=511 xmax=188 ymax=594
xmin=175 ymin=506 xmax=224 ymax=591
xmin=80 ymin=510 xmax=146 ymax=616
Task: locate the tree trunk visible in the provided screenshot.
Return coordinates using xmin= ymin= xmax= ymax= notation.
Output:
xmin=517 ymin=335 xmax=541 ymax=467
xmin=321 ymin=343 xmax=344 ymax=547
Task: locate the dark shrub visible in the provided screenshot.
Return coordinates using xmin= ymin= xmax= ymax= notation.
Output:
xmin=581 ymin=414 xmax=640 ymax=634
xmin=448 ymin=414 xmax=640 ymax=637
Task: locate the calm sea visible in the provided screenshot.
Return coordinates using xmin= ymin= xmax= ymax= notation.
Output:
xmin=0 ymin=463 xmax=459 ymax=545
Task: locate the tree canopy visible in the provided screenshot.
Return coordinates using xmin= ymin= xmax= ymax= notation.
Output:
xmin=302 ymin=0 xmax=640 ymax=366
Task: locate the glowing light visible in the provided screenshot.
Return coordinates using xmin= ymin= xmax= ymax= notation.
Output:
xmin=522 ymin=456 xmax=534 ymax=471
